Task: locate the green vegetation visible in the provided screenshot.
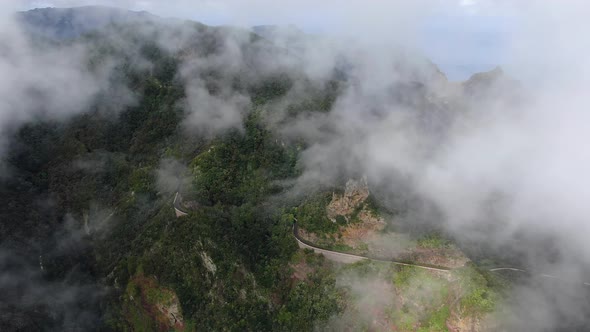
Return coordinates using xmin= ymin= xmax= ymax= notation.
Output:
xmin=335 ymin=261 xmax=459 ymax=331
xmin=331 ymin=243 xmax=356 ymax=252
xmin=1 ymin=20 xmax=349 ymax=330
xmin=363 ymin=194 xmax=382 ymax=217
xmin=348 ymin=202 xmax=365 ymax=223
xmin=335 ymin=214 xmax=347 ymax=225
xmin=392 ymin=265 xmax=419 ymax=287
xmin=417 ymin=233 xmax=453 ymax=249
xmin=456 ymin=266 xmax=498 ymax=315
xmin=1 ymin=11 xmax=510 ymax=331
xmin=283 ymin=81 xmax=340 ymax=116
xmin=276 ymin=274 xmax=344 ymax=331
xmin=418 ymin=305 xmax=451 ymax=332
xmin=289 ymin=193 xmax=337 ymax=234
xmin=120 ymin=275 xmax=178 ymax=332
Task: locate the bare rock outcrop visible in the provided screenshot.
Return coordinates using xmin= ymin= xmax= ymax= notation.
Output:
xmin=327 ymin=177 xmax=370 ymax=222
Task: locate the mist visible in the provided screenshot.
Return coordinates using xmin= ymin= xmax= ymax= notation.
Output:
xmin=226 ymin=1 xmax=590 ymax=329
xmin=4 ymin=0 xmax=590 ymax=330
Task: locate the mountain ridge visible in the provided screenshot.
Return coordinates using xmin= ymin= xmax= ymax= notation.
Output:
xmin=16 ymin=6 xmax=161 ymax=39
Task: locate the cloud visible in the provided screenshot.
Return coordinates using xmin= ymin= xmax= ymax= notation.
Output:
xmin=155 ymin=158 xmax=189 ymax=194
xmin=0 ymin=211 xmax=110 ymax=330
xmin=243 ymin=2 xmax=590 ymax=329
xmin=5 ymin=1 xmax=590 ymax=329
xmin=18 ymin=0 xmax=514 ymax=80
xmin=0 ymin=8 xmax=139 ymax=175
xmin=18 ymin=0 xmax=476 ymax=33
xmin=179 ymin=40 xmax=252 ymax=136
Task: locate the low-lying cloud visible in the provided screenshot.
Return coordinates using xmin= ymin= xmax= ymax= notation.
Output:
xmin=4 ymin=0 xmax=590 ymax=330
xmin=261 ymin=2 xmax=590 ymax=329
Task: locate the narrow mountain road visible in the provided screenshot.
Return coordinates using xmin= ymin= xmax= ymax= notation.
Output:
xmin=293 ymin=224 xmax=590 ymax=286
xmin=490 ymin=267 xmax=590 ymax=286
xmin=293 ymin=223 xmax=451 ymax=273
xmin=173 ymin=192 xmax=188 ymax=217
xmin=489 ymin=267 xmax=526 ymax=272
xmin=172 ymin=192 xmax=589 ymax=286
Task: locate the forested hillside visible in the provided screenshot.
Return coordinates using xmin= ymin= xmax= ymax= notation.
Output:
xmin=3 ymin=6 xmax=588 ymax=332
xmin=0 ymin=12 xmax=349 ymax=330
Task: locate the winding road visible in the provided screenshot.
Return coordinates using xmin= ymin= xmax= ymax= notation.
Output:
xmin=173 ymin=192 xmax=589 ymax=286
xmin=293 ymin=223 xmax=451 ymax=273
xmin=294 ymin=225 xmax=590 ymax=286
xmin=173 ymin=192 xmax=188 ymax=217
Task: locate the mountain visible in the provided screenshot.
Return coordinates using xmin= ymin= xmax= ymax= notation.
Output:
xmin=461 ymin=66 xmax=524 ymax=105
xmin=252 ymin=24 xmax=306 ymax=40
xmin=2 ymin=8 xmax=340 ymax=331
xmin=15 ymin=6 xmax=159 ymax=39
xmin=2 ymin=6 xmax=563 ymax=332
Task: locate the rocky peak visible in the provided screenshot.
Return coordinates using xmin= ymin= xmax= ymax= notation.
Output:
xmin=462 ymin=66 xmax=505 ymax=96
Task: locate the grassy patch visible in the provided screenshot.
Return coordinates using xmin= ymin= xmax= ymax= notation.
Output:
xmin=418 ymin=305 xmax=450 ymax=332
xmin=390 ymin=265 xmax=451 ymax=329
xmin=417 ymin=233 xmax=453 ymax=249
xmin=341 ymin=259 xmax=390 ymax=276
xmin=396 ymin=310 xmax=419 ymax=331
xmin=392 ymin=265 xmax=416 ymax=286
xmin=456 ymin=266 xmax=498 ymax=315
xmin=355 ymin=242 xmax=369 ymax=253
xmin=122 ymin=278 xmax=158 ymax=331
xmin=461 ymin=286 xmax=495 ymax=314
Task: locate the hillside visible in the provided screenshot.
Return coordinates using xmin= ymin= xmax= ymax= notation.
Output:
xmin=2 ymin=6 xmax=581 ymax=332
xmin=15 ymin=6 xmax=159 ymax=39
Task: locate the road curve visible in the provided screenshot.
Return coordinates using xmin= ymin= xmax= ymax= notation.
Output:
xmin=294 ymin=224 xmax=590 ymax=286
xmin=172 ymin=193 xmax=589 ymax=285
xmin=174 ymin=192 xmax=188 ymax=217
xmin=293 ymin=223 xmax=451 ymax=273
xmin=294 ymin=235 xmax=368 ymax=264
xmin=489 ymin=267 xmax=526 ymax=272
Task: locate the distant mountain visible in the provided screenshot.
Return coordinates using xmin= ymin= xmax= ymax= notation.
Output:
xmin=463 ymin=66 xmax=504 ymax=91
xmin=461 ymin=66 xmax=523 ymax=102
xmin=252 ymin=25 xmax=306 ymax=39
xmin=15 ymin=6 xmax=159 ymax=39
xmin=251 ymin=24 xmax=316 ymax=54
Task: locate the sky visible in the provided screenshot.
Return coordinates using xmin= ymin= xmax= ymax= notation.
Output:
xmin=14 ymin=0 xmax=513 ymax=80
